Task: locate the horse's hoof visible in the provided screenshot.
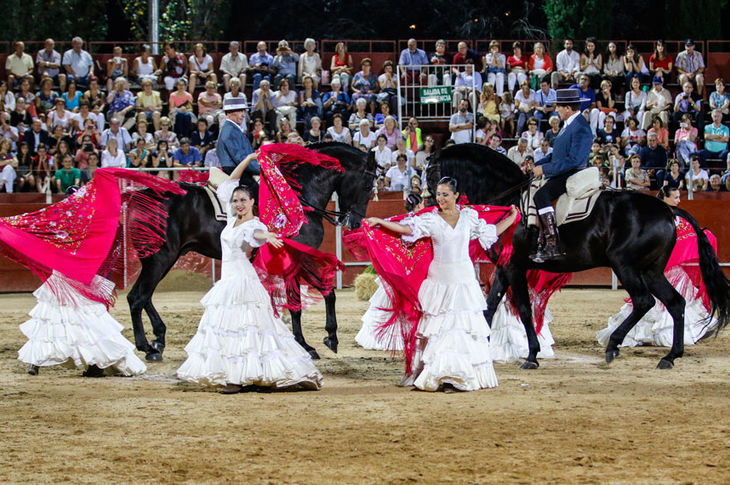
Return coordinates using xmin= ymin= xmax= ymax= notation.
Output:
xmin=606 ymin=349 xmax=620 ymax=364
xmin=520 ymin=361 xmax=539 ymax=370
xmin=308 ymin=349 xmax=321 ymax=360
xmin=82 ymin=365 xmax=105 ymax=378
xmin=656 ymin=359 xmax=674 ymax=370
xmin=145 ymin=352 xmax=163 ymax=362
xmin=151 ymin=341 xmax=165 ymax=353
xmin=27 ymin=364 xmax=39 ymax=375
xmin=323 ymin=337 xmax=338 ymax=354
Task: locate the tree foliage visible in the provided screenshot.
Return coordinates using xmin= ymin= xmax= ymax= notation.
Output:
xmin=0 ymin=0 xmax=108 ymax=44
xmin=122 ymin=0 xmax=230 ymax=42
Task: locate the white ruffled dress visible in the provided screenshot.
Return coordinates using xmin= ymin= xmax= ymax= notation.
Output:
xmin=18 ymin=271 xmax=146 ymax=375
xmin=355 ymin=277 xmax=405 ymax=351
xmin=402 ymin=208 xmax=499 ymax=391
xmin=489 ymin=295 xmax=555 ymax=363
xmin=596 ymin=267 xmax=718 ymax=347
xmin=177 ymin=179 xmax=323 ymax=389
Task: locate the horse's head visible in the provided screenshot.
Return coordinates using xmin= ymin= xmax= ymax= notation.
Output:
xmin=336 ymin=148 xmax=377 ymax=229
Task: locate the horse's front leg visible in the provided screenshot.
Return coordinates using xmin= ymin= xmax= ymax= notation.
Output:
xmin=509 ymin=267 xmax=540 ymax=369
xmin=322 ymin=290 xmax=338 ymax=353
xmin=290 ymin=309 xmax=320 ymax=359
xmin=484 ymin=267 xmax=508 ymax=327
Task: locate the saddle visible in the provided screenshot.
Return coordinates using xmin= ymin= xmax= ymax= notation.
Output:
xmin=204 ymin=184 xmax=228 ymax=221
xmin=522 ymin=167 xmax=603 ymax=227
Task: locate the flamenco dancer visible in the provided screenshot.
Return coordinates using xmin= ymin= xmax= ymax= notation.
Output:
xmin=366 ymin=177 xmax=518 ymax=392
xmin=0 ymin=169 xmax=184 ymax=377
xmin=597 ymin=186 xmax=718 ymax=347
xmin=177 ymin=153 xmax=323 ymax=393
xmin=355 ymin=193 xmax=425 ymax=351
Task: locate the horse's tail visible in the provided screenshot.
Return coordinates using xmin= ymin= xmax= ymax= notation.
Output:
xmin=672 ymin=206 xmax=730 ymax=335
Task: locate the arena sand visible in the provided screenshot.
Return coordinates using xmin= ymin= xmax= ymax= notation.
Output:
xmin=1 ymin=273 xmax=729 ymax=484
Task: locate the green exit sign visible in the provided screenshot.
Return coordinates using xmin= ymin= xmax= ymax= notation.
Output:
xmin=419 ymin=86 xmax=452 ymax=104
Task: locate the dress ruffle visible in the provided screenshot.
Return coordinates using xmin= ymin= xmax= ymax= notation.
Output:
xmin=177 ymin=272 xmax=323 ymax=389
xmin=355 ymin=279 xmax=404 ymax=351
xmin=18 ymin=282 xmax=146 ymax=375
xmin=489 ymin=297 xmax=555 ymax=363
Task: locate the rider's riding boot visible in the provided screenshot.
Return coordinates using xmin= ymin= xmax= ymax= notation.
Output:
xmin=531 ymin=210 xmax=564 ymax=262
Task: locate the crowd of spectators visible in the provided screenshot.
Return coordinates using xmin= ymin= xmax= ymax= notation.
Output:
xmin=0 ymin=36 xmax=728 ymax=196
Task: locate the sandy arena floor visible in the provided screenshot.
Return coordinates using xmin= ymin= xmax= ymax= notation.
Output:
xmin=1 ymin=275 xmax=729 ymax=484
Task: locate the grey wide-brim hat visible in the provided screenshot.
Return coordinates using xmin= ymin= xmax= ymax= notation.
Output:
xmin=223 ymin=97 xmax=247 ymax=112
xmin=555 ymin=88 xmax=590 ymax=104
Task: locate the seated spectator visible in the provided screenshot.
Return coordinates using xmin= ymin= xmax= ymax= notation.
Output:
xmin=348 ymin=98 xmax=373 ymax=132
xmin=204 ymin=145 xmax=219 ymax=169
xmin=390 ymin=137 xmax=415 ymax=167
xmin=639 ymin=132 xmax=668 ymax=173
xmin=100 ymin=137 xmax=126 ymax=168
xmin=62 ymin=37 xmax=94 ymax=88
xmin=14 ymin=141 xmax=33 ymax=191
xmin=62 ymin=80 xmax=82 ymax=112
xmin=106 ymin=77 xmax=136 ymax=130
xmin=53 ymin=154 xmax=79 ymax=192
xmin=374 ymin=100 xmax=397 ymax=128
xmin=534 ymin=137 xmax=552 ymax=162
xmin=0 ymin=112 xmax=19 ymax=152
xmin=720 ymin=158 xmax=730 ymax=189
xmin=685 ymin=156 xmax=709 ymax=191
xmin=197 ymin=80 xmax=223 ymax=128
xmin=624 ymin=153 xmax=650 ymax=190
xmin=24 ymin=119 xmax=51 ymax=154
xmin=36 ymin=38 xmax=67 ymax=93
xmin=76 ymin=117 xmax=101 ymax=150
xmin=351 ymin=58 xmax=378 ymax=113
xmin=532 ymin=78 xmax=558 ymax=129
xmin=375 ymin=115 xmax=402 ymax=149
xmin=273 ymin=78 xmax=297 ymax=130
xmin=580 ymin=37 xmax=603 ymax=89
xmin=415 ymin=135 xmax=436 ymax=171
xmin=647 ymin=116 xmax=670 ymax=151
xmin=106 ymin=46 xmax=129 ymax=92
xmin=675 ymin=39 xmax=705 ymax=96
xmin=483 ymin=41 xmax=506 ymax=97
xmin=101 ymin=117 xmax=133 ymax=153
xmin=131 ymin=119 xmax=154 ymax=150
xmin=128 ymin=138 xmax=150 ymax=169
xmin=384 ymin=153 xmax=415 ymax=192
xmin=643 ymin=76 xmax=673 ymax=131
xmin=506 ymin=42 xmax=529 ymax=93
xmin=673 ymin=113 xmax=698 ymax=168
xmin=657 ymin=159 xmax=684 ymax=190
xmin=353 ymin=118 xmax=376 ymax=151
xmin=623 ymin=44 xmax=649 ymax=88
xmin=371 ymin=134 xmax=392 ymax=174
xmin=514 ymin=80 xmax=537 ymax=136
xmin=488 ymin=133 xmax=507 ymax=155
xmin=223 ymin=78 xmax=248 ymax=129
xmin=35 ymin=76 xmax=59 ymax=116
xmin=135 ymin=79 xmax=163 ymax=131
xmin=151 ymin=140 xmax=173 ymax=176
xmin=479 ymin=83 xmax=501 ymax=124
xmin=249 ymin=41 xmax=274 ymax=90
xmin=621 ymin=116 xmax=645 ymax=156
xmin=707 ymin=174 xmax=726 ymax=192
xmin=709 ymin=78 xmax=729 ymax=121
xmin=298 ymin=75 xmax=322 ymax=129
xmin=377 ymin=61 xmax=398 ymax=115
xmin=251 ymin=79 xmax=277 ymax=132
xmin=0 ymin=80 xmax=14 ymax=112
xmin=499 ymin=92 xmax=515 ymax=137
xmin=521 ymin=117 xmax=543 ymax=151
xmin=449 ymin=99 xmax=474 ymax=144
xmin=169 ymin=78 xmax=195 ymax=137
xmin=623 ymin=76 xmax=647 ymax=129
xmin=410 ymin=174 xmax=422 ymax=196
xmin=173 ymin=137 xmax=202 ymax=168
xmin=569 ymin=74 xmax=600 ymax=135
xmin=190 ymin=118 xmax=214 ymax=156
xmin=398 ymin=38 xmax=428 ymax=84
xmin=275 ymin=117 xmax=295 ymax=144
xmin=6 ymin=41 xmax=34 ymax=88
xmin=249 ymin=118 xmax=269 ymax=149
xmin=330 ymin=42 xmax=354 ymax=92
xmin=298 ymin=38 xmax=322 ymax=88
xmin=672 ymin=81 xmax=703 ymax=135
xmin=188 ymin=43 xmax=217 ymax=95
xmin=132 ymin=44 xmax=160 ymax=84
xmin=551 ymin=38 xmax=580 ymax=89
xmin=30 ymin=143 xmax=52 ymax=191
xmin=10 ymin=97 xmax=33 ymax=132
xmin=528 ymin=42 xmax=553 ymax=88
xmin=697 ymin=109 xmax=730 ymax=166
xmin=594 ymin=80 xmax=616 ymax=131
xmin=48 ymin=132 xmax=72 ymax=159
xmin=602 ymin=42 xmax=625 ymax=94
xmin=220 ymin=41 xmax=248 ymax=91
xmin=596 ymin=114 xmax=620 ymax=146
xmin=302 ymin=116 xmax=323 ymax=145
xmin=82 ymin=77 xmax=105 ymax=119
xmin=0 ymin=138 xmax=18 ymax=192
xmin=649 ymin=40 xmax=673 ymax=85
xmin=453 ymin=63 xmax=482 ymax=108
xmin=272 ymin=40 xmax=299 ymax=90
xmin=322 ymin=78 xmax=350 ymax=124
xmin=47 ymin=97 xmax=74 ymax=133
xmin=161 ymin=42 xmax=188 ymax=91
xmin=326 ymin=114 xmax=352 ymax=145
xmin=507 ymin=137 xmax=532 ymax=169
xmin=428 ymin=39 xmax=450 ymax=87
xmin=452 ymin=41 xmax=482 ymax=70
xmin=403 ymin=117 xmax=422 ymax=153
xmin=73 ymin=100 xmax=103 ymax=135
xmin=154 ymin=116 xmax=179 ymax=150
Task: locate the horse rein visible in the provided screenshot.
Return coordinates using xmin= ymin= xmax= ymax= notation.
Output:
xmin=300 ymin=167 xmax=378 ymax=226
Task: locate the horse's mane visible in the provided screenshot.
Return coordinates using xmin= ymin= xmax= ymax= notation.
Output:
xmin=307 ymin=141 xmax=371 ymax=172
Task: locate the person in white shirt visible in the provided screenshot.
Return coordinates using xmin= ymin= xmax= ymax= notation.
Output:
xmin=371 ymin=134 xmax=393 ymax=175
xmin=353 ymin=119 xmax=377 ymax=151
xmin=100 ymin=138 xmax=126 ymax=168
xmin=533 ymin=138 xmax=553 ymax=163
xmin=507 ymin=137 xmax=533 ymax=169
xmin=220 ymin=41 xmax=248 ymax=92
xmin=453 ymin=64 xmax=483 ymax=108
xmin=384 ymin=153 xmax=414 ymax=192
xmin=449 ymin=99 xmax=474 ymax=144
xmin=390 ymin=137 xmax=415 ymax=167
xmin=551 ymin=38 xmax=581 ymax=89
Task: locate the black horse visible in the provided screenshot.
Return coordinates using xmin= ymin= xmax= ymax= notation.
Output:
xmin=127 ymin=142 xmax=376 ymax=361
xmin=427 ymin=143 xmax=730 ymax=369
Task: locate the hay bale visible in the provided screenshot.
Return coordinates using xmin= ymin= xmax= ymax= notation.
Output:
xmin=354 ymin=272 xmax=379 ymax=301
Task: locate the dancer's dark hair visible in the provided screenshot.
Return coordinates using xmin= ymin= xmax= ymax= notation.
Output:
xmin=405 ymin=193 xmax=423 ymax=212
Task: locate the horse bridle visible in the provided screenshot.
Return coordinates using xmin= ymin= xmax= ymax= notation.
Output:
xmin=299 ymin=167 xmax=378 ymax=227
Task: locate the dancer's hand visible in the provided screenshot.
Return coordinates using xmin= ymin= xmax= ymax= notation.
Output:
xmin=267 ymin=234 xmax=283 ymax=248
xmin=365 ymin=217 xmax=382 ymax=226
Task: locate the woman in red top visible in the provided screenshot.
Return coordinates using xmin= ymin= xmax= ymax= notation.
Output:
xmin=330 ymin=42 xmax=353 ymax=93
xmin=507 ymin=41 xmax=528 ymax=93
xmin=527 ymin=42 xmax=553 ymax=89
xmin=649 ymin=39 xmax=674 ymax=85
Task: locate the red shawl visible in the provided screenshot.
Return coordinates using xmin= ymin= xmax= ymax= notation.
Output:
xmin=664 ymin=216 xmax=715 ymax=310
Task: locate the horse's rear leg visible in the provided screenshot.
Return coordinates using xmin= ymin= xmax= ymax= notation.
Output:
xmin=646 ymin=273 xmax=686 ymax=369
xmin=508 ymin=268 xmax=540 ymax=369
xmin=605 ymin=268 xmax=654 ymax=363
xmin=322 ymin=290 xmax=338 ymax=353
xmin=484 ymin=268 xmax=508 ymax=327
xmin=289 ymin=309 xmax=320 ymax=360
